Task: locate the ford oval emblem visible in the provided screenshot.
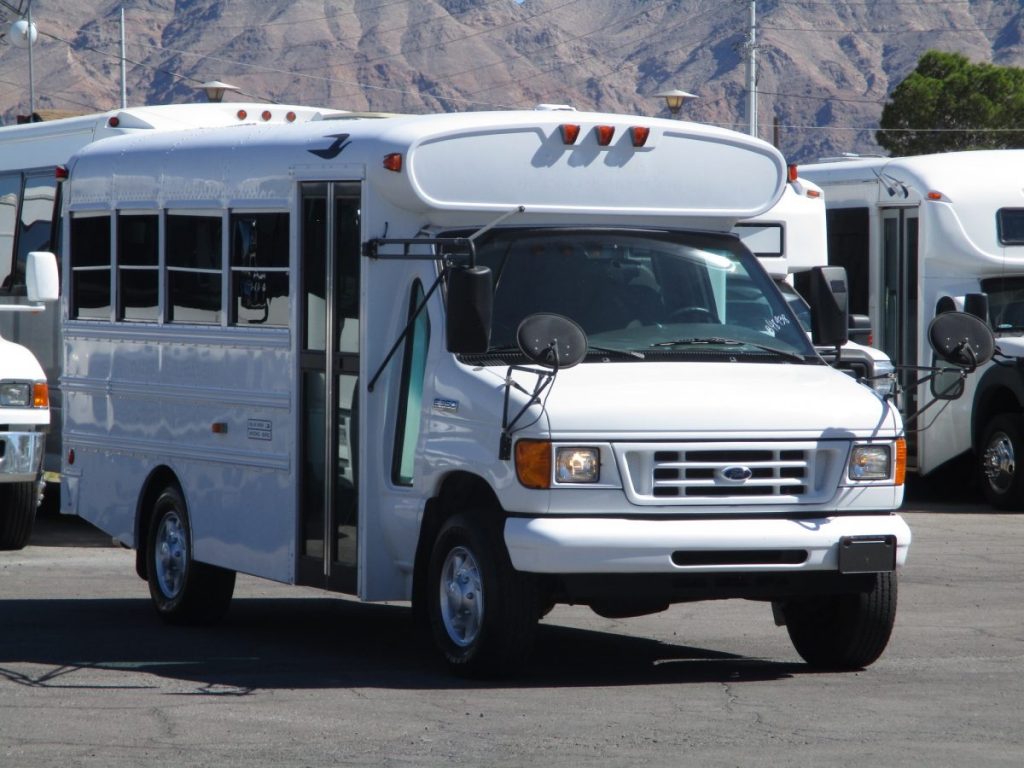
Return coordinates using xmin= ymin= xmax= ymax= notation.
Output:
xmin=721 ymin=465 xmax=753 ymax=482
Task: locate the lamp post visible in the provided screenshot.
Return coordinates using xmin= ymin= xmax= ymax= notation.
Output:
xmin=9 ymin=5 xmax=38 ymax=120
xmin=654 ymin=89 xmax=697 ymax=120
xmin=199 ymin=80 xmax=240 ymax=103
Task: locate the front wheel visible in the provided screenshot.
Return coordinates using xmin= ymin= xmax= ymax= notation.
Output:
xmin=0 ymin=482 xmax=36 ymax=550
xmin=426 ymin=513 xmax=539 ymax=678
xmin=980 ymin=413 xmax=1024 ymax=510
xmin=783 ymin=572 xmax=897 ymax=670
xmin=147 ymin=485 xmax=235 ymax=625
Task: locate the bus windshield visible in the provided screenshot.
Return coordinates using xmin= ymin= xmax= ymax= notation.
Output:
xmin=459 ymin=228 xmax=817 ymax=361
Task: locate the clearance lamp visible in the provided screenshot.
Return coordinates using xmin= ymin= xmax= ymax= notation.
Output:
xmin=654 ymin=88 xmax=697 ymax=119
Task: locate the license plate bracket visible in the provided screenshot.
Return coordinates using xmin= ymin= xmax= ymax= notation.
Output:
xmin=838 ymin=535 xmax=896 ymax=574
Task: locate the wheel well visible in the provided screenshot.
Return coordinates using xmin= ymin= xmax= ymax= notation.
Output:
xmin=410 ymin=472 xmax=503 ymax=624
xmin=973 ymin=384 xmax=1022 ymax=450
xmin=133 ymin=466 xmax=182 ymax=581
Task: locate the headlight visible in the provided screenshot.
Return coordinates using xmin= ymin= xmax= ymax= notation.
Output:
xmin=849 ymin=444 xmax=892 ymax=481
xmin=555 ymin=447 xmax=601 ymax=484
xmin=0 ymin=381 xmax=32 ymax=407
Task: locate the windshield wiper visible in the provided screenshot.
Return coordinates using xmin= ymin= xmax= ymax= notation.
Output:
xmin=651 ymin=336 xmax=806 ymax=361
xmin=587 ymin=345 xmax=645 ymax=360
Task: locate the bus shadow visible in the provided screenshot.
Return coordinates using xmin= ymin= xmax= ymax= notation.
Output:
xmin=0 ymin=596 xmax=805 ymax=691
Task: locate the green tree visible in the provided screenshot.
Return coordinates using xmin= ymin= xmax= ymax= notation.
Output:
xmin=876 ymin=51 xmax=1024 ymax=156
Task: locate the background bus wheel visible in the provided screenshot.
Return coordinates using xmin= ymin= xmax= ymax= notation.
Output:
xmin=782 ymin=572 xmax=897 ymax=670
xmin=147 ymin=485 xmax=235 ymax=625
xmin=980 ymin=414 xmax=1024 ymax=510
xmin=426 ymin=513 xmax=539 ymax=678
xmin=0 ymin=482 xmax=36 ymax=550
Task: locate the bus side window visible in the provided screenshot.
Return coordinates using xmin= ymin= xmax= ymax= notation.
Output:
xmin=392 ymin=280 xmax=430 ymax=486
xmin=166 ymin=213 xmax=223 ymax=324
xmin=0 ymin=173 xmax=21 ymax=293
xmin=70 ymin=213 xmax=112 ymax=320
xmin=230 ymin=212 xmax=289 ymax=327
xmin=117 ymin=213 xmax=159 ymax=322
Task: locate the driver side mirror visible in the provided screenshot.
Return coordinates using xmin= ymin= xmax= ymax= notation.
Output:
xmin=926 ymin=311 xmax=995 ymax=401
xmin=26 ymin=251 xmax=59 ymax=303
xmin=446 ymin=265 xmax=493 ymax=354
xmin=804 ymin=266 xmax=850 ymax=347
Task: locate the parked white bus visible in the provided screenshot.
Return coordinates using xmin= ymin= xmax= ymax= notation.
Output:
xmin=55 ymin=108 xmax=983 ymax=676
xmin=0 ymin=102 xmax=348 ymax=493
xmin=803 ymin=151 xmax=1024 ymax=508
xmin=733 ymin=175 xmax=895 ymax=396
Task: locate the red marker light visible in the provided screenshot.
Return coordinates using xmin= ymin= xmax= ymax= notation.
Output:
xmin=788 ymin=164 xmax=799 ymax=182
xmin=595 ymin=125 xmax=615 ymax=146
xmin=286 ymin=111 xmax=297 ymax=123
xmin=630 ymin=126 xmax=650 ymax=147
xmin=108 ymin=116 xmax=120 ymax=128
xmin=383 ymin=153 xmax=403 ymax=172
xmin=560 ymin=124 xmax=581 ymax=145
xmin=261 ymin=110 xmax=272 ymax=121
xmin=237 ymin=109 xmax=248 ymax=120
xmin=55 ymin=165 xmax=69 ymax=180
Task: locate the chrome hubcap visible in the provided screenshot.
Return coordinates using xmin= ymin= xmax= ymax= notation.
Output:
xmin=155 ymin=511 xmax=187 ymax=599
xmin=983 ymin=432 xmax=1016 ymax=493
xmin=439 ymin=545 xmax=483 ymax=648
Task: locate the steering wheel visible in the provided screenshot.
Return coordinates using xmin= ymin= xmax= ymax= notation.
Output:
xmin=668 ymin=306 xmax=718 ymax=323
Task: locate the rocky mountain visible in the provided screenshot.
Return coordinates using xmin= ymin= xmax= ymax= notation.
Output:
xmin=0 ymin=0 xmax=1022 ymax=162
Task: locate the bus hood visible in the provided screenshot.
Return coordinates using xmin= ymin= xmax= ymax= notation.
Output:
xmin=0 ymin=335 xmax=46 ymax=381
xmin=532 ymin=361 xmax=897 ymax=437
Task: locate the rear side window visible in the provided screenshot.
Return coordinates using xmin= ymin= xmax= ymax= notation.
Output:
xmin=230 ymin=212 xmax=289 ymax=326
xmin=70 ymin=214 xmax=112 ymax=320
xmin=997 ymin=209 xmax=1024 ymax=245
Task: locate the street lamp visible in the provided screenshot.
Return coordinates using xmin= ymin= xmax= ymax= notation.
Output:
xmin=654 ymin=88 xmax=697 ymax=119
xmin=9 ymin=7 xmax=38 ymax=120
xmin=199 ymin=80 xmax=240 ymax=103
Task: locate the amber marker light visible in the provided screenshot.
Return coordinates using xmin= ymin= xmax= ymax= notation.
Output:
xmin=630 ymin=126 xmax=650 ymax=147
xmin=595 ymin=125 xmax=615 ymax=146
xmin=32 ymin=382 xmax=48 ymax=408
xmin=383 ymin=153 xmax=403 ymax=172
xmin=895 ymin=438 xmax=907 ymax=486
xmin=560 ymin=124 xmax=581 ymax=144
xmin=515 ymin=439 xmax=552 ymax=489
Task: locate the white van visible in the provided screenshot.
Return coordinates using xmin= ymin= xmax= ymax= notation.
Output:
xmin=0 ymin=252 xmax=58 ymax=548
xmin=803 ymin=151 xmax=1024 ymax=508
xmin=55 ymin=109 xmax=977 ymax=676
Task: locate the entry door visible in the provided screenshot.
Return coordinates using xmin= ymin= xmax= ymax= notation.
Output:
xmin=880 ymin=207 xmax=920 ymax=424
xmin=298 ymin=181 xmax=361 ymax=591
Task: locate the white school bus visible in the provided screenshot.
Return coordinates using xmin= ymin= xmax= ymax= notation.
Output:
xmin=0 ymin=103 xmax=347 ymax=492
xmin=58 ymin=109 xmax=936 ymax=676
xmin=803 ymin=151 xmax=1024 ymax=509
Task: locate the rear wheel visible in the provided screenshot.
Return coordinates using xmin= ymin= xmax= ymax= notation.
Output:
xmin=980 ymin=413 xmax=1024 ymax=510
xmin=426 ymin=513 xmax=539 ymax=677
xmin=0 ymin=482 xmax=36 ymax=550
xmin=147 ymin=485 xmax=235 ymax=625
xmin=783 ymin=572 xmax=897 ymax=670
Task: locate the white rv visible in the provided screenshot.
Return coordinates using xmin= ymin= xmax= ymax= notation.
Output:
xmin=0 ymin=103 xmax=350 ymax=493
xmin=0 ymin=252 xmax=58 ymax=549
xmin=56 ymin=109 xmax=948 ymax=676
xmin=803 ymin=151 xmax=1024 ymax=508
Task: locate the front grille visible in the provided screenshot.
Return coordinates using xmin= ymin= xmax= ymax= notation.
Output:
xmin=618 ymin=440 xmax=847 ymax=506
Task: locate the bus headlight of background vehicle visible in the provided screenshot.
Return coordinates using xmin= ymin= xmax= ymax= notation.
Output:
xmin=0 ymin=380 xmax=48 ymax=408
xmin=849 ymin=439 xmax=905 ymax=484
xmin=555 ymin=446 xmax=600 ymax=483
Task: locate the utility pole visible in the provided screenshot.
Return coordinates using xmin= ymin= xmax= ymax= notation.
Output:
xmin=746 ymin=0 xmax=757 ymax=138
xmin=119 ymin=7 xmax=127 ymax=108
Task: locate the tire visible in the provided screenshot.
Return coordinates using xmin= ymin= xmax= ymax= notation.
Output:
xmin=783 ymin=572 xmax=898 ymax=670
xmin=147 ymin=484 xmax=235 ymax=625
xmin=0 ymin=482 xmax=36 ymax=551
xmin=980 ymin=413 xmax=1024 ymax=510
xmin=426 ymin=513 xmax=540 ymax=678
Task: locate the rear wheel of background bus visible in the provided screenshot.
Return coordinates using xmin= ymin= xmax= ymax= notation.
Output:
xmin=980 ymin=413 xmax=1024 ymax=510
xmin=0 ymin=482 xmax=35 ymax=550
xmin=781 ymin=572 xmax=897 ymax=670
xmin=426 ymin=513 xmax=540 ymax=677
xmin=146 ymin=484 xmax=235 ymax=625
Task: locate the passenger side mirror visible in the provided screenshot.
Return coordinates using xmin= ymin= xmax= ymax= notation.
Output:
xmin=804 ymin=266 xmax=849 ymax=348
xmin=446 ymin=265 xmax=493 ymax=354
xmin=848 ymin=313 xmax=871 ymax=345
xmin=928 ymin=311 xmax=995 ymax=370
xmin=26 ymin=251 xmax=59 ymax=303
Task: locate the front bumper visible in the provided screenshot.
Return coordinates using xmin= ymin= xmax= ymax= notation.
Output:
xmin=504 ymin=514 xmax=911 ymax=574
xmin=0 ymin=431 xmax=45 ymax=482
